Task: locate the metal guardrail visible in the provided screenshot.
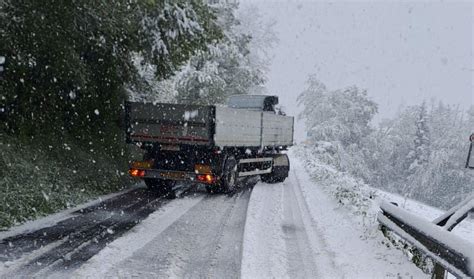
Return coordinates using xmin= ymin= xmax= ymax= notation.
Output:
xmin=466 ymin=134 xmax=474 ymax=169
xmin=378 ymin=196 xmax=474 ymax=278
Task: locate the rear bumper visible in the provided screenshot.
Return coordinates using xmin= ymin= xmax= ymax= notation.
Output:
xmin=129 ymin=168 xmax=217 ymax=184
xmin=139 ymin=169 xmax=196 ymax=181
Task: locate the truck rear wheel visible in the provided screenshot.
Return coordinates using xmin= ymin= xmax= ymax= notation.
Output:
xmin=261 ymin=154 xmax=289 ymax=184
xmin=144 ymin=178 xmax=176 ymax=199
xmin=209 ymin=156 xmax=237 ymax=194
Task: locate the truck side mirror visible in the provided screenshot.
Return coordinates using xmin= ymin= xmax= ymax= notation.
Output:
xmin=467 ymin=134 xmax=474 ymax=169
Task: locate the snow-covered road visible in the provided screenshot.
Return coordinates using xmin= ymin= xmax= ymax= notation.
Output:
xmin=241 ymin=156 xmax=425 ymax=279
xmin=77 ymin=189 xmax=252 ymax=278
xmin=1 ymin=153 xmax=429 ymax=278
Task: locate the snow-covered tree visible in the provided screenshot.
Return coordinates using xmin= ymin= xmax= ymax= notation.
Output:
xmin=368 ymin=102 xmax=473 ymax=208
xmin=365 ymin=106 xmax=418 ymax=190
xmin=236 ymin=4 xmax=278 ymax=89
xmin=175 ymin=2 xmax=268 ymax=105
xmin=298 ymin=76 xmax=378 ymax=179
xmin=406 ymin=102 xmax=431 ymax=174
xmin=299 ymin=76 xmax=472 ymax=208
xmin=0 ymin=0 xmax=226 ymax=227
xmin=0 ymin=0 xmax=219 ymax=145
xmin=298 ymin=76 xmax=377 ymax=147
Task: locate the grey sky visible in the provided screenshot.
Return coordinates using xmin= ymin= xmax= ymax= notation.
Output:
xmin=241 ymin=0 xmax=473 ymax=141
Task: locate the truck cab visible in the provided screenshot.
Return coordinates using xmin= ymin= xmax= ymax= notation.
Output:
xmin=227 ymin=95 xmax=279 ymax=113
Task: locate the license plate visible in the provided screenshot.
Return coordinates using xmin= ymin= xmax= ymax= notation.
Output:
xmin=161 ymin=144 xmax=180 ymax=151
xmin=161 ymin=172 xmax=186 ymax=179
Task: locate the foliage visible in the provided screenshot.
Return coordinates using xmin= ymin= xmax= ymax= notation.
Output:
xmin=297 ymin=76 xmax=378 ymax=180
xmin=0 ymin=135 xmax=129 ymax=229
xmin=369 ymin=103 xmax=473 ymax=208
xmin=0 ymin=0 xmax=222 ymax=228
xmin=406 ymin=102 xmax=431 ymax=174
xmin=0 ymin=0 xmax=219 ymax=142
xmin=175 ymin=2 xmax=268 ymax=105
xmin=298 ymin=76 xmax=473 ymax=209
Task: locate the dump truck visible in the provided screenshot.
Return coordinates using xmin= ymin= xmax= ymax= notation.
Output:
xmin=126 ymin=95 xmax=294 ymax=196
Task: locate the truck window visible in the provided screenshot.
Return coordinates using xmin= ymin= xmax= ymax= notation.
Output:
xmin=227 ymin=95 xmax=278 ymax=112
xmin=227 ymin=95 xmax=267 ymax=110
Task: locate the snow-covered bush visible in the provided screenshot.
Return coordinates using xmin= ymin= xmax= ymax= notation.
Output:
xmin=0 ymin=135 xmax=129 ymax=229
xmin=294 ymin=145 xmax=378 ymax=230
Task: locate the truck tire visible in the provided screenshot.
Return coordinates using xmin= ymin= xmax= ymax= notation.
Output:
xmin=144 ymin=178 xmax=176 ymax=199
xmin=211 ymin=156 xmax=238 ymax=194
xmin=261 ymin=154 xmax=289 ymax=184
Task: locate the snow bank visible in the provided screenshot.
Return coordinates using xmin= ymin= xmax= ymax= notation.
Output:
xmin=242 ymin=149 xmax=426 ymax=278
xmin=291 ymin=150 xmax=426 ymax=278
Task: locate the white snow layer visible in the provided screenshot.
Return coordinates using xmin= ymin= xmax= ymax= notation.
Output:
xmin=73 ymin=195 xmax=204 ymax=278
xmin=11 ymin=152 xmax=472 ymax=278
xmin=0 ymin=187 xmax=137 ymax=241
xmin=241 ymin=153 xmax=427 ymax=278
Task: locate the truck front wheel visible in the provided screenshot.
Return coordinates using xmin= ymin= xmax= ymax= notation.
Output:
xmin=144 ymin=178 xmax=176 ymax=199
xmin=261 ymin=154 xmax=289 ymax=184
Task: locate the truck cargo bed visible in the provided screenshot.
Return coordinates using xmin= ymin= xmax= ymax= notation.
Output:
xmin=126 ymin=102 xmax=294 ymax=149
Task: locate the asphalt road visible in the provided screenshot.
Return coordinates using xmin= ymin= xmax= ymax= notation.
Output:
xmin=0 ymin=179 xmax=255 ymax=279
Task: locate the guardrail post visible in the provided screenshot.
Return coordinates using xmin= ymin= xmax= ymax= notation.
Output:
xmin=431 ymin=264 xmax=446 ymax=279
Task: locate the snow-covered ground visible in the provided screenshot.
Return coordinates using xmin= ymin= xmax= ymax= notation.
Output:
xmin=242 ymin=155 xmax=426 ymax=279
xmin=72 ymin=152 xmax=427 ymax=278
xmin=2 ymin=150 xmax=471 ymax=278
xmin=0 ymin=187 xmax=137 ymax=241
xmin=71 ymin=195 xmax=206 ymax=278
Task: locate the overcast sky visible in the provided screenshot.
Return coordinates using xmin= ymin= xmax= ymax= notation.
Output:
xmin=240 ymin=0 xmax=473 ymax=141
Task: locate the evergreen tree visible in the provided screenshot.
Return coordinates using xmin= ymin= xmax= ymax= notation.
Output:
xmin=407 ymin=102 xmax=431 ymax=174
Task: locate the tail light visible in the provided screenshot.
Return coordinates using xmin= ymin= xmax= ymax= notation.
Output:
xmin=197 ymin=174 xmax=216 ymax=184
xmin=129 ymin=168 xmax=145 ymax=177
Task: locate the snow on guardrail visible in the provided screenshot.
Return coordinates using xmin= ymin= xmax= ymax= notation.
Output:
xmin=433 ymin=193 xmax=474 ymax=231
xmin=378 ymin=200 xmax=474 ymax=278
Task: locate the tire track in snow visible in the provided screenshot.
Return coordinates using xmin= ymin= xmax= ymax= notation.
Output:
xmin=282 ymin=177 xmax=320 ymax=278
xmin=241 ymin=181 xmax=289 ymax=278
xmin=0 ymin=189 xmax=173 ymax=278
xmin=289 ymin=170 xmax=342 ymax=278
xmin=0 ymin=188 xmax=150 ymax=261
xmin=72 ymin=193 xmax=206 ymax=279
xmin=206 ymin=189 xmax=251 ymax=278
xmin=241 ymin=164 xmax=342 ymax=279
xmin=79 ymin=185 xmax=253 ymax=279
